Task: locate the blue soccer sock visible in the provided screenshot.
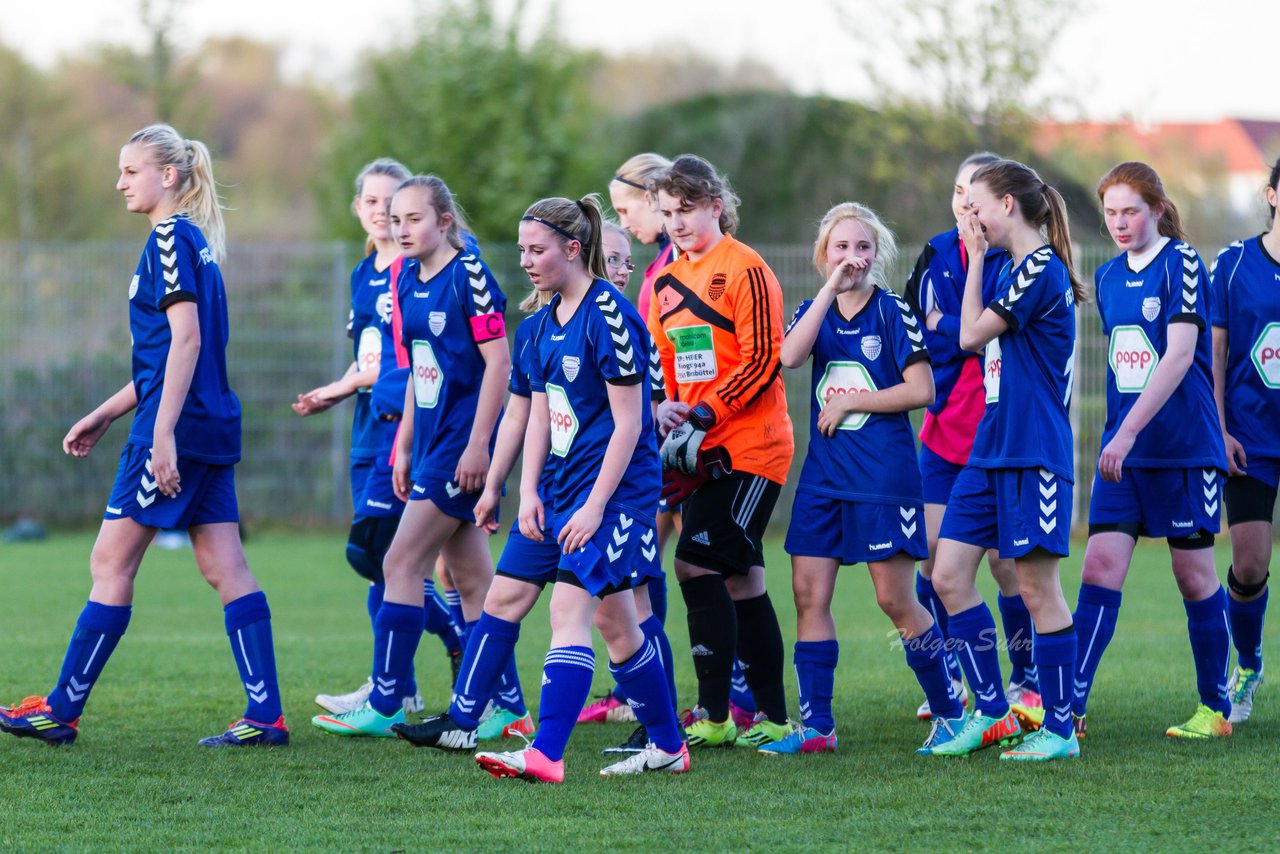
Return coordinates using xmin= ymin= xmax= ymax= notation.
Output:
xmin=948 ymin=603 xmax=1009 ymax=718
xmin=1185 ymin=586 xmax=1232 ymax=716
xmin=610 ymin=639 xmax=682 ymax=753
xmin=1229 ymin=584 xmax=1268 ymax=672
xmin=423 ymin=579 xmax=461 ymax=653
xmin=46 ymin=601 xmax=132 ymax=721
xmin=495 ymin=654 xmax=527 ymax=717
xmin=1034 ymin=627 xmax=1077 ymax=738
xmin=223 ymin=591 xmax=283 ymax=722
xmin=370 ymin=601 xmax=425 ymax=716
xmin=794 ymin=639 xmax=838 ymax=732
xmin=449 ymin=613 xmax=520 ymax=728
xmin=903 ymin=623 xmax=962 ymax=721
xmin=641 ymin=614 xmax=678 ymax=712
xmin=444 ymin=588 xmax=466 ymax=646
xmin=1072 ymin=583 xmax=1122 ymax=716
xmin=729 ymin=659 xmax=755 ymax=714
xmin=532 ymin=646 xmax=594 ymax=762
xmin=366 ymin=582 xmax=385 ymax=631
xmin=917 ymin=572 xmax=962 ymax=684
xmin=647 ymin=576 xmax=669 ymax=626
xmin=998 ymin=593 xmax=1037 ymax=689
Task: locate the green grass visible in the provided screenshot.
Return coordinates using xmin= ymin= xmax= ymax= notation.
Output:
xmin=1 ymin=533 xmax=1275 ymax=852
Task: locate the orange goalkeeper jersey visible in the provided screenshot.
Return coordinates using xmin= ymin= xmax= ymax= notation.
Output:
xmin=648 ymin=234 xmax=794 ymax=485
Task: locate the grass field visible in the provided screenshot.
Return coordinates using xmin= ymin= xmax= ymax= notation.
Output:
xmin=0 ymin=532 xmax=1275 ymax=852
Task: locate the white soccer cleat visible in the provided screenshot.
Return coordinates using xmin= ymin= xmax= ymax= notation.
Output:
xmin=599 ymin=741 xmax=691 ymax=777
xmin=316 ymin=678 xmax=423 ymax=716
xmin=1227 ymin=665 xmax=1263 ymax=724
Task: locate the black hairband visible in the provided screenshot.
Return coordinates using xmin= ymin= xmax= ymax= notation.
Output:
xmin=522 ymin=215 xmax=579 ymax=243
xmin=613 ymin=174 xmax=647 ymax=191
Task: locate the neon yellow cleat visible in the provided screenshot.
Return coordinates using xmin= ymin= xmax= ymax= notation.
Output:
xmin=683 ymin=706 xmax=737 ymax=748
xmin=1165 ymin=704 xmax=1232 ymax=739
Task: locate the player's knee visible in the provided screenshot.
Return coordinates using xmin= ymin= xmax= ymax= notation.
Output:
xmin=346 ymin=516 xmax=396 ymax=583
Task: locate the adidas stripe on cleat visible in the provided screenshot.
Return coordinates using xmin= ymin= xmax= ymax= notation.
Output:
xmin=311 ymin=701 xmax=404 ymax=737
xmin=924 ymin=710 xmax=1021 ymax=757
xmin=0 ymin=696 xmax=78 ymax=745
xmin=600 ymin=741 xmax=691 ymax=777
xmin=683 ymin=706 xmax=737 ymax=748
xmin=739 ymin=712 xmax=790 ymax=748
xmin=393 ymin=712 xmax=478 ymax=751
xmin=475 ymin=746 xmax=564 ymax=784
xmin=199 ymin=716 xmax=290 ymax=747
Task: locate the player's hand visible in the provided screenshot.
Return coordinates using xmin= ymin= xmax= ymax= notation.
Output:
xmin=392 ymin=454 xmax=412 ymax=502
xmin=926 ymin=309 xmax=943 ymax=332
xmin=655 ymin=400 xmax=690 ymax=437
xmin=518 ymin=493 xmax=546 ymax=542
xmin=63 ymin=410 xmax=112 ymax=457
xmin=1098 ymin=431 xmax=1135 ymax=483
xmin=659 ymin=402 xmax=714 ymax=474
xmin=455 ymin=443 xmax=489 ymax=493
xmin=959 ymin=211 xmax=988 ymax=257
xmin=822 ymin=257 xmax=866 ymax=294
xmin=150 ymin=434 xmax=181 ymax=498
xmin=816 ymin=394 xmax=857 ymax=437
xmin=1223 ymin=432 xmax=1247 ymax=476
xmin=558 ymin=503 xmax=603 ymax=554
xmin=473 ymin=487 xmax=501 ymax=534
xmin=660 ymin=469 xmax=707 ymax=507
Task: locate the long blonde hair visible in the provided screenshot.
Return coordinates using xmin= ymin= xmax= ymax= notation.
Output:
xmin=128 ymin=124 xmax=226 ymax=263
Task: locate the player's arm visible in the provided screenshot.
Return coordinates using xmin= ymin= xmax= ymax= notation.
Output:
xmin=295 ymin=361 xmax=379 ymax=416
xmin=957 ymin=215 xmax=1009 ymax=352
xmin=781 ymin=269 xmax=844 ymax=369
xmin=1098 ymin=322 xmax=1199 ymax=482
xmin=150 ymin=300 xmax=201 ymax=497
xmin=558 ymin=379 xmax=644 ymax=554
xmin=474 ymin=392 xmax=530 ymax=532
xmin=392 ymin=375 xmax=415 ymax=501
xmin=455 ymin=336 xmax=512 ymax=493
xmin=518 ymin=391 xmax=551 ymax=542
xmin=1211 ymin=324 xmax=1246 ymax=475
xmin=63 ymin=382 xmax=138 ymax=458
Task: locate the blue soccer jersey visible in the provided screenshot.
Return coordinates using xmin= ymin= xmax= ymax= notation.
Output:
xmin=903 ymin=229 xmax=1007 ymax=415
xmin=1212 ymin=236 xmax=1280 ymax=458
xmin=969 ymin=246 xmax=1076 ymax=480
xmin=398 ymin=250 xmax=507 ymax=485
xmin=529 ymin=278 xmax=660 ymax=520
xmin=1095 ymin=238 xmax=1225 ymax=468
xmin=511 ymin=311 xmax=556 ymax=504
xmin=789 ymin=287 xmax=931 ymax=504
xmin=349 ymin=253 xmax=399 ymax=457
xmin=126 ymin=216 xmax=240 ymax=465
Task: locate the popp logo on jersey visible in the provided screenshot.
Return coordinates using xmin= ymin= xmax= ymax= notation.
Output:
xmin=1251 ymin=323 xmax=1280 ymax=389
xmin=545 ymin=383 xmax=579 ymax=457
xmin=1108 ymin=325 xmax=1159 ymax=393
xmin=357 ymin=327 xmax=381 ymax=376
xmin=815 ymin=361 xmax=876 ymax=430
xmin=984 ymin=339 xmax=1002 ymax=404
xmin=411 ymin=339 xmax=444 ymax=408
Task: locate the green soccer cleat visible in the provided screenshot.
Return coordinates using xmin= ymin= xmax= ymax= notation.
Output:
xmin=925 ymin=709 xmax=1021 ymax=757
xmin=999 ymin=727 xmax=1080 ymax=761
xmin=1166 ymin=704 xmax=1232 ymax=739
xmin=739 ymin=712 xmax=790 ymax=748
xmin=311 ymin=701 xmax=404 ymax=737
xmin=1227 ymin=666 xmax=1263 ymax=724
xmin=477 ymin=708 xmax=535 ymax=740
xmin=683 ymin=706 xmax=737 ymax=749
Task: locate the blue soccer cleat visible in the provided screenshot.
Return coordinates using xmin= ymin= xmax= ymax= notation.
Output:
xmin=0 ymin=695 xmax=79 ymax=745
xmin=198 ymin=716 xmax=291 ymax=747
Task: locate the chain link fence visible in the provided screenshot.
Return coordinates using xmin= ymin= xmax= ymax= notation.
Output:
xmin=0 ymin=239 xmax=1138 ymax=529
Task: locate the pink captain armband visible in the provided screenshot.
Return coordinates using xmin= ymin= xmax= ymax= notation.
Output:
xmin=470 ymin=312 xmax=506 ymax=342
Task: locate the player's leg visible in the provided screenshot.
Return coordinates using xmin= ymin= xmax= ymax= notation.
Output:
xmin=999 ymin=551 xmax=1079 ymax=761
xmin=990 ymin=552 xmax=1039 ymax=709
xmin=1224 ymin=470 xmax=1276 ymax=723
xmin=1 ymin=517 xmax=151 ymax=745
xmin=1166 ymin=535 xmax=1233 ymax=738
